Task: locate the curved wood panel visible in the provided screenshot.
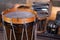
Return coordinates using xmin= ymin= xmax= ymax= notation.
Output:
xmin=49 ymin=6 xmax=60 ymax=20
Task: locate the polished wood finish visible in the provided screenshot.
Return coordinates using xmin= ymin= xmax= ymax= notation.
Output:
xmin=2 ymin=6 xmax=37 ymax=40
xmin=49 ymin=6 xmax=60 ymax=20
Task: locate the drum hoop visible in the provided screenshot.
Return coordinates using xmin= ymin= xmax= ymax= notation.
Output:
xmin=2 ymin=8 xmax=37 ymax=24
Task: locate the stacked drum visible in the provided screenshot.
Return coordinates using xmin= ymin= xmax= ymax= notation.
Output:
xmin=2 ymin=6 xmax=37 ymax=40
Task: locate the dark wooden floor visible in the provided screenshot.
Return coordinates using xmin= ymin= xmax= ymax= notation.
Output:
xmin=0 ymin=22 xmax=60 ymax=40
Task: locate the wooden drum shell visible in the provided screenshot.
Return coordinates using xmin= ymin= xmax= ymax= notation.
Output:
xmin=2 ymin=7 xmax=37 ymax=40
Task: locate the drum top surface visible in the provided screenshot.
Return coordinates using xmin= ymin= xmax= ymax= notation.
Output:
xmin=5 ymin=11 xmax=35 ymax=19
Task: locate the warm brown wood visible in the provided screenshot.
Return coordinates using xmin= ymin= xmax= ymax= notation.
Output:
xmin=3 ymin=7 xmax=37 ymax=24
xmin=58 ymin=27 xmax=60 ymax=35
xmin=49 ymin=6 xmax=60 ymax=20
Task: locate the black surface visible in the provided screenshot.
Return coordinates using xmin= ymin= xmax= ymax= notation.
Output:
xmin=37 ymin=32 xmax=60 ymax=40
xmin=55 ymin=11 xmax=60 ymax=26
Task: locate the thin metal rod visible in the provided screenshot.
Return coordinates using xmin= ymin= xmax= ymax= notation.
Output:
xmin=34 ymin=19 xmax=37 ymax=40
xmin=23 ymin=20 xmax=28 ymax=40
xmin=33 ymin=19 xmax=37 ymax=40
xmin=10 ymin=29 xmax=12 ymax=40
xmin=10 ymin=19 xmax=16 ymax=40
xmin=24 ymin=24 xmax=28 ymax=40
xmin=31 ymin=23 xmax=36 ymax=40
xmin=35 ymin=24 xmax=37 ymax=40
xmin=1 ymin=12 xmax=8 ymax=40
xmin=12 ymin=27 xmax=16 ymax=40
xmin=21 ymin=28 xmax=24 ymax=40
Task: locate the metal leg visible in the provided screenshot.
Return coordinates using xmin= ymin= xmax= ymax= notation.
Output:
xmin=12 ymin=26 xmax=16 ymax=40
xmin=31 ymin=25 xmax=34 ymax=40
xmin=2 ymin=12 xmax=8 ymax=40
xmin=21 ymin=24 xmax=28 ymax=40
xmin=10 ymin=29 xmax=12 ymax=40
xmin=25 ymin=27 xmax=28 ymax=40
xmin=3 ymin=26 xmax=8 ymax=40
xmin=10 ymin=19 xmax=16 ymax=40
xmin=35 ymin=24 xmax=37 ymax=40
xmin=21 ymin=28 xmax=24 ymax=40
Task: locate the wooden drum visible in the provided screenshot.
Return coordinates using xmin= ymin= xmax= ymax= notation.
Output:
xmin=36 ymin=11 xmax=48 ymax=33
xmin=2 ymin=6 xmax=37 ymax=40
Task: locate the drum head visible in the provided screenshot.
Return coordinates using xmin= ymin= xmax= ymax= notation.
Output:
xmin=5 ymin=11 xmax=34 ymax=19
xmin=3 ymin=8 xmax=36 ymax=24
